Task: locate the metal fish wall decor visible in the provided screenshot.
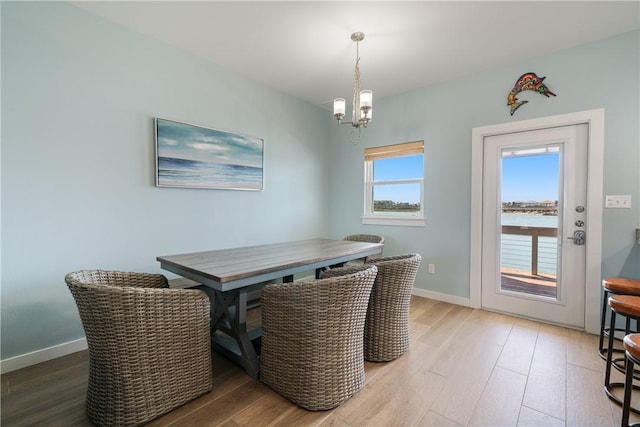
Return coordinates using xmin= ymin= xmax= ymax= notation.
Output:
xmin=507 ymin=72 xmax=556 ymax=115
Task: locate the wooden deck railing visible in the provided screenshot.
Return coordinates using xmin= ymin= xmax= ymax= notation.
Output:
xmin=501 ymin=225 xmax=558 ymax=276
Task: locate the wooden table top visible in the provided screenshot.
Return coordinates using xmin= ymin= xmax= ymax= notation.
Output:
xmin=157 ymin=238 xmax=383 ymax=290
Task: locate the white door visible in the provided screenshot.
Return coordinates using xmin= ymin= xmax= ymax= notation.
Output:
xmin=481 ymin=124 xmax=588 ymax=328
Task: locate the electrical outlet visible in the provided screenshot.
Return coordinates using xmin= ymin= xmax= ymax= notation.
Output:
xmin=605 ymin=195 xmax=632 ymax=208
xmin=428 ymin=264 xmax=435 ymax=274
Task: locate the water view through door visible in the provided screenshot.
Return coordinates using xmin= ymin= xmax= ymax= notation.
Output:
xmin=481 ymin=124 xmax=588 ymax=328
xmin=501 ymin=147 xmax=559 ymax=298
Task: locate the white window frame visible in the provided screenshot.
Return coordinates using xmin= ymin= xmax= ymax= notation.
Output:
xmin=362 ymin=141 xmax=425 ymax=227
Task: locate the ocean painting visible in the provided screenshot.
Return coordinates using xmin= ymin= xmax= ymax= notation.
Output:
xmin=155 ymin=118 xmax=263 ymax=190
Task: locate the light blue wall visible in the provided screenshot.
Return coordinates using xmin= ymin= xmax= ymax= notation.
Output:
xmin=329 ymin=30 xmax=640 ymax=298
xmin=1 ymin=2 xmax=330 ymax=359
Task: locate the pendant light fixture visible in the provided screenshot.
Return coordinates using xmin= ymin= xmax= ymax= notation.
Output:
xmin=333 ymin=32 xmax=372 ymax=141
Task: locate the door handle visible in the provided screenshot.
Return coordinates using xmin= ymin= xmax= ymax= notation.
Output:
xmin=567 ymin=230 xmax=586 ymax=245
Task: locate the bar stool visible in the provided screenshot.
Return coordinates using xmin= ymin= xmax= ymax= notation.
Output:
xmin=622 ymin=334 xmax=640 ymax=427
xmin=600 ymin=278 xmax=640 ymax=360
xmin=605 ymin=295 xmax=640 ymax=413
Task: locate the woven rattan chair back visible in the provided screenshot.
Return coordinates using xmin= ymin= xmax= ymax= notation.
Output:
xmin=364 ymin=254 xmax=421 ymax=361
xmin=343 ymin=234 xmax=385 ymax=245
xmin=343 ymin=234 xmax=385 ymax=262
xmin=65 ymin=270 xmax=213 ymax=426
xmin=260 ymin=265 xmax=378 ymax=411
xmin=321 ymin=254 xmax=422 ymax=362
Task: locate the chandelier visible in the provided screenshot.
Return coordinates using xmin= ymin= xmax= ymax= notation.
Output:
xmin=333 ymin=32 xmax=373 ymax=137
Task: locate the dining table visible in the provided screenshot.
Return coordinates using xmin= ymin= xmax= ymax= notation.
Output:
xmin=156 ymin=237 xmax=384 ymax=378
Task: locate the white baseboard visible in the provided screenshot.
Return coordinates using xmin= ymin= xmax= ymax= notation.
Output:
xmin=1 ymin=337 xmax=88 ymax=374
xmin=412 ymin=287 xmax=472 ymax=307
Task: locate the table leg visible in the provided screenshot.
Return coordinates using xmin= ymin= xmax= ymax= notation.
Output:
xmin=210 ymin=288 xmax=261 ymax=379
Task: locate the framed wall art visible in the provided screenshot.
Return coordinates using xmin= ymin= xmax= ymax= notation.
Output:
xmin=155 ymin=118 xmax=264 ymax=191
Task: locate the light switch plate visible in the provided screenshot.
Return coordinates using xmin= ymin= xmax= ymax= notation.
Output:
xmin=605 ymin=195 xmax=632 ymax=208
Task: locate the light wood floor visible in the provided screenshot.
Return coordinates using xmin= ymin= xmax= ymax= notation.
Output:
xmin=3 ymin=296 xmax=639 ymax=426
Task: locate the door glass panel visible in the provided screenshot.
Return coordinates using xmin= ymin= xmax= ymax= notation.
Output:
xmin=500 ymin=145 xmax=560 ymax=299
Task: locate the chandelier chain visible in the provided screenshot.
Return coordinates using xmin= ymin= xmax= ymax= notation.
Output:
xmin=332 ymin=31 xmax=372 ymax=143
xmin=352 ymin=41 xmax=361 ymax=126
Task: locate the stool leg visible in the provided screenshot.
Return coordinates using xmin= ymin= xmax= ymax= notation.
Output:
xmin=623 ymin=352 xmax=634 ymax=427
xmin=606 ymin=311 xmax=618 ymax=393
xmin=624 ymin=319 xmax=639 ymax=380
xmin=602 ymin=290 xmax=610 ymax=357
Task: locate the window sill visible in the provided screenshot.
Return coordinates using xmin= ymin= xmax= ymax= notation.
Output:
xmin=361 ymin=216 xmax=425 ymax=227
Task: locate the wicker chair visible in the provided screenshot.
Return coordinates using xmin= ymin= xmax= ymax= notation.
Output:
xmin=65 ymin=270 xmax=213 ymax=426
xmin=343 ymin=234 xmax=385 ymax=263
xmin=322 ymin=254 xmax=422 ymax=362
xmin=344 ymin=234 xmax=385 ymax=244
xmin=260 ymin=265 xmax=378 ymax=411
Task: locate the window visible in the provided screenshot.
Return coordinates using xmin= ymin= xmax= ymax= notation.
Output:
xmin=363 ymin=141 xmax=425 ymax=226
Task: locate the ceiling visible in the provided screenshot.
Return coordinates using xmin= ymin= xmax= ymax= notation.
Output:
xmin=73 ymin=1 xmax=640 ymax=108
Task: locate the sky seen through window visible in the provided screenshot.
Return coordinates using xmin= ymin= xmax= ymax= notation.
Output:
xmin=373 ymin=152 xmax=559 ymax=204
